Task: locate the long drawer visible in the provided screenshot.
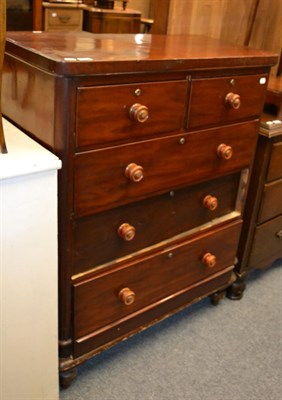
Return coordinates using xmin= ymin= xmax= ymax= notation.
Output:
xmin=74 ymin=121 xmax=258 ymax=216
xmin=73 ymin=173 xmax=241 ymax=274
xmin=76 ymin=80 xmax=188 ymax=149
xmin=248 ymin=214 xmax=282 ymax=269
xmin=73 ymin=220 xmax=242 ymax=339
xmin=187 ymin=74 xmax=267 ymax=129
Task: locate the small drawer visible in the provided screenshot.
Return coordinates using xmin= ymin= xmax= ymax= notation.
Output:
xmin=257 ymin=178 xmax=282 ymax=223
xmin=45 ymin=8 xmax=82 ymax=30
xmin=266 ymin=141 xmax=282 ymax=182
xmin=73 ymin=173 xmax=241 ymax=274
xmin=76 ymin=80 xmax=188 ymax=149
xmin=248 ymin=214 xmax=282 ymax=269
xmin=188 ymin=74 xmax=268 ymax=129
xmin=74 ymin=120 xmax=258 ymax=217
xmin=73 ymin=220 xmax=242 ymax=339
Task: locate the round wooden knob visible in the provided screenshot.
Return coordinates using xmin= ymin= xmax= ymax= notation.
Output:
xmin=125 ymin=163 xmax=144 ymax=182
xmin=225 ymin=92 xmax=241 ymax=109
xmin=203 ymin=195 xmax=218 ymax=211
xmin=129 ymin=103 xmax=149 ymax=123
xmin=217 ymin=143 xmax=233 ymax=160
xmin=118 ymin=223 xmax=136 ymax=241
xmin=202 ymin=252 xmax=217 ymax=268
xmin=118 ymin=287 xmax=136 ymax=305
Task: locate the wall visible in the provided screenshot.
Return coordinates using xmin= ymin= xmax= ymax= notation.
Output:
xmin=129 ymin=0 xmax=151 ymax=17
xmin=166 ymin=0 xmax=281 ymax=76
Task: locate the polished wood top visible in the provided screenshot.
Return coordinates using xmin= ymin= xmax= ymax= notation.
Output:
xmin=5 ymin=31 xmax=278 ymax=75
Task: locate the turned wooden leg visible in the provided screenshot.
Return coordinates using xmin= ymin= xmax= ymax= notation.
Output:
xmin=59 ymin=368 xmax=78 ymax=389
xmin=210 ymin=290 xmax=226 ymax=306
xmin=226 ymin=278 xmax=246 ymax=300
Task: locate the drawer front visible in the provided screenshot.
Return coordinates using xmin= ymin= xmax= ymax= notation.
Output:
xmin=74 ymin=121 xmax=258 ymax=217
xmin=248 ymin=214 xmax=282 ymax=269
xmin=188 ymin=74 xmax=267 ymax=129
xmin=76 ymin=80 xmax=188 ymax=149
xmin=73 ymin=173 xmax=241 ymax=274
xmin=257 ymin=178 xmax=282 ymax=223
xmin=73 ymin=220 xmax=242 ymax=339
xmin=267 ymin=141 xmax=282 ymax=182
xmin=73 ymin=173 xmax=240 ymax=274
xmin=45 ymin=9 xmax=82 ymax=28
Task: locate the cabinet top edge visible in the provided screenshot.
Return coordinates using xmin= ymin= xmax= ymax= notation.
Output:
xmin=5 ymin=31 xmax=278 ymax=76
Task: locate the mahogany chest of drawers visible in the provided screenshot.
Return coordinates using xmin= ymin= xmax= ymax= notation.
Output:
xmin=2 ymin=32 xmax=277 ymax=386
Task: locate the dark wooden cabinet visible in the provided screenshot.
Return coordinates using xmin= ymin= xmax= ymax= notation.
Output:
xmin=43 ymin=3 xmax=83 ymax=32
xmin=2 ymin=31 xmax=276 ymax=386
xmin=230 ymin=121 xmax=282 ymax=299
xmin=83 ymin=6 xmax=141 ymax=33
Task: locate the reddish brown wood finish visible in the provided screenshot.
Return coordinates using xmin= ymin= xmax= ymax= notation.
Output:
xmin=2 ymin=31 xmax=276 ymax=383
xmin=2 ymin=56 xmax=56 ymax=149
xmin=76 ymin=80 xmax=188 ymax=149
xmin=74 ymin=266 xmax=234 ymax=359
xmin=74 ymin=121 xmax=258 ymax=217
xmin=73 ymin=221 xmax=241 ymax=339
xmin=3 ymin=32 xmax=277 ymax=76
xmin=188 ymin=74 xmax=268 ymax=129
xmin=73 ymin=173 xmax=240 ymax=274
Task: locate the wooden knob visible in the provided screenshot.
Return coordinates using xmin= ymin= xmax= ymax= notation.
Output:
xmin=125 ymin=163 xmax=144 ymax=182
xmin=225 ymin=92 xmax=241 ymax=109
xmin=118 ymin=288 xmax=136 ymax=305
xmin=202 ymin=252 xmax=217 ymax=268
xmin=118 ymin=223 xmax=136 ymax=241
xmin=217 ymin=144 xmax=233 ymax=160
xmin=203 ymin=195 xmax=218 ymax=211
xmin=129 ymin=103 xmax=149 ymax=123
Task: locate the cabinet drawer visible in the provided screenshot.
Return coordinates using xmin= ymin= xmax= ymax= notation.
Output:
xmin=266 ymin=141 xmax=282 ymax=182
xmin=45 ymin=8 xmax=82 ymax=30
xmin=76 ymin=80 xmax=187 ymax=149
xmin=73 ymin=173 xmax=241 ymax=274
xmin=257 ymin=178 xmax=282 ymax=223
xmin=73 ymin=221 xmax=242 ymax=339
xmin=188 ymin=74 xmax=267 ymax=129
xmin=74 ymin=121 xmax=258 ymax=217
xmin=248 ymin=214 xmax=282 ymax=269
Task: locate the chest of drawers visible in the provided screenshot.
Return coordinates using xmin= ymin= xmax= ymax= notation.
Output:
xmin=229 ymin=120 xmax=282 ymax=299
xmin=43 ymin=3 xmax=83 ymax=32
xmin=83 ymin=6 xmax=141 ymax=34
xmin=2 ymin=32 xmax=277 ymax=386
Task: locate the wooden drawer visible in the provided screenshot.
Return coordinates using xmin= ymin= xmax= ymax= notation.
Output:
xmin=257 ymin=178 xmax=282 ymax=223
xmin=73 ymin=220 xmax=242 ymax=339
xmin=74 ymin=121 xmax=258 ymax=217
xmin=73 ymin=173 xmax=241 ymax=274
xmin=76 ymin=80 xmax=187 ymax=149
xmin=266 ymin=142 xmax=282 ymax=182
xmin=45 ymin=8 xmax=83 ymax=31
xmin=248 ymin=214 xmax=282 ymax=269
xmin=188 ymin=74 xmax=267 ymax=129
